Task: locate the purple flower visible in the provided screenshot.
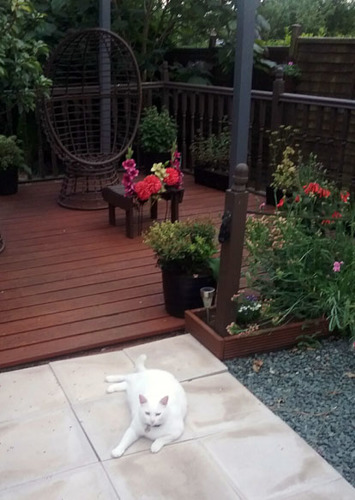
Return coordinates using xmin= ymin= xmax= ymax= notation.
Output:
xmin=333 ymin=261 xmax=344 ymax=272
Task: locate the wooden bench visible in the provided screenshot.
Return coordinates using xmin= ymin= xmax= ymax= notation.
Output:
xmin=102 ymin=185 xmax=184 ymax=238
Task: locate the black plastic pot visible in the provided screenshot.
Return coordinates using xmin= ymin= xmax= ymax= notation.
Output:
xmin=162 ymin=269 xmax=216 ymax=318
xmin=265 ymin=186 xmax=284 ymax=206
xmin=0 ymin=168 xmax=18 ymax=195
xmin=194 ymin=167 xmax=229 ymax=191
xmin=141 ymin=151 xmax=171 ymax=174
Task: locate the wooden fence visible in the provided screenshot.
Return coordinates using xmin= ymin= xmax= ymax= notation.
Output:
xmin=28 ymin=77 xmax=355 ymax=193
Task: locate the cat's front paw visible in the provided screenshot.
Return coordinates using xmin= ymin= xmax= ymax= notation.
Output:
xmin=105 ymin=375 xmax=117 ymax=383
xmin=111 ymin=446 xmax=125 ymax=458
xmin=150 ymin=440 xmax=164 ymax=453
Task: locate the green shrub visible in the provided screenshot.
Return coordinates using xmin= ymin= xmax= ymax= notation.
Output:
xmin=139 ymin=106 xmax=177 ymax=153
xmin=0 ymin=135 xmax=27 ymax=172
xmin=143 ymin=219 xmax=218 ymax=275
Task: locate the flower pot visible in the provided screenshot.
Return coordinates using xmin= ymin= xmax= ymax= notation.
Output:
xmin=194 ymin=167 xmax=229 ymax=191
xmin=162 ymin=270 xmax=216 ymax=318
xmin=185 ymin=306 xmax=329 ymax=360
xmin=265 ymin=186 xmax=283 ymax=206
xmin=0 ymin=168 xmax=18 ymax=195
xmin=141 ymin=151 xmax=171 ymax=174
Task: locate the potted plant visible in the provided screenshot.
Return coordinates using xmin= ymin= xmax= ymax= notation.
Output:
xmin=186 ymin=154 xmax=355 ymax=359
xmin=0 ymin=135 xmax=30 ymax=195
xmin=139 ymin=106 xmax=177 ymax=173
xmin=282 ymin=61 xmax=301 ymax=92
xmin=190 ymin=126 xmax=230 ymax=191
xmin=143 ymin=219 xmax=219 ymax=318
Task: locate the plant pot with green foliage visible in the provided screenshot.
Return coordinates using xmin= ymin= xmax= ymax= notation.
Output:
xmin=139 ymin=106 xmax=177 ymax=173
xmin=190 ymin=127 xmax=230 ymax=191
xmin=143 ymin=219 xmax=219 ymax=318
xmin=0 ymin=135 xmax=30 ymax=195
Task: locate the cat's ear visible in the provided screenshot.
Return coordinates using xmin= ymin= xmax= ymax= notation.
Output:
xmin=139 ymin=394 xmax=147 ymax=405
xmin=160 ymin=395 xmax=169 ymax=406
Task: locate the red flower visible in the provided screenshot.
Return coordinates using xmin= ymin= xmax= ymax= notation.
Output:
xmin=144 ymin=174 xmax=162 ymax=195
xmin=321 ymin=219 xmax=331 ymax=225
xmin=134 ymin=180 xmax=152 ymax=201
xmin=321 ymin=188 xmax=331 ymax=198
xmin=277 ymin=197 xmax=285 ymax=208
xmin=331 ymin=211 xmax=342 ymax=219
xmin=340 ymin=191 xmax=350 ymax=203
xmin=164 ymin=167 xmax=180 ymax=186
xmin=303 ymin=182 xmax=331 ymax=198
xmin=295 ymin=195 xmax=300 ymax=202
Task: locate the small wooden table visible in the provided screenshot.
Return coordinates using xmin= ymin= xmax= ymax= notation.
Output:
xmin=102 ymin=185 xmax=184 ymax=238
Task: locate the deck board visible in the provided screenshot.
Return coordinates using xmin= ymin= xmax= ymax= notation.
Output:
xmin=0 ymin=174 xmax=262 ymax=369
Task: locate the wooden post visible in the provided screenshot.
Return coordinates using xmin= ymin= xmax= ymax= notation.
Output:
xmin=271 ymin=67 xmax=285 ymax=131
xmin=289 ymin=24 xmax=302 ymax=61
xmin=162 ymin=61 xmax=169 ymax=109
xmin=214 ymin=163 xmax=249 ymax=337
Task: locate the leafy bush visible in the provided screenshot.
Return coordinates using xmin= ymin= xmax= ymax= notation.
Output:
xmin=143 ymin=219 xmax=218 ymax=275
xmin=0 ymin=0 xmax=51 ymax=114
xmin=247 ymin=158 xmax=355 ymax=338
xmin=0 ymin=135 xmax=27 ymax=172
xmin=139 ymin=106 xmax=177 ymax=153
xmin=190 ymin=126 xmax=230 ymax=173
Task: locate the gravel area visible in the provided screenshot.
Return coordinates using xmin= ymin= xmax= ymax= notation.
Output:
xmin=225 ymin=336 xmax=355 ymax=487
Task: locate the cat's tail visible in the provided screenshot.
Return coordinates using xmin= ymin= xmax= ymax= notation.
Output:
xmin=135 ymin=354 xmax=147 ymax=372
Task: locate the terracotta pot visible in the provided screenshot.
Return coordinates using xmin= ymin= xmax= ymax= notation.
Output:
xmin=185 ymin=306 xmax=329 ymax=360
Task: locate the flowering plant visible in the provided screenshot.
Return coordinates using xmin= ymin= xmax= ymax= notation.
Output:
xmin=121 ymin=147 xmax=183 ymax=204
xmin=249 ymin=153 xmax=355 ymax=339
xmin=282 ymin=61 xmax=301 ymax=80
xmin=227 ymin=293 xmax=268 ymax=337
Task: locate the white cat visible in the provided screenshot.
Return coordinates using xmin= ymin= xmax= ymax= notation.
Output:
xmin=105 ymin=354 xmax=187 ymax=458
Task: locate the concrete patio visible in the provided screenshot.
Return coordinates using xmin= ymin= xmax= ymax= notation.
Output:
xmin=0 ymin=334 xmax=354 ymax=500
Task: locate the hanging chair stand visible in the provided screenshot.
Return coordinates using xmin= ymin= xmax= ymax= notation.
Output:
xmin=42 ymin=28 xmax=142 ymax=210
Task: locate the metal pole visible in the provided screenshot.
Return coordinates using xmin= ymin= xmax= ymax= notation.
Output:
xmin=229 ymin=0 xmax=258 ymax=186
xmin=99 ymin=0 xmax=111 ymax=154
xmin=214 ymin=0 xmax=258 ymax=335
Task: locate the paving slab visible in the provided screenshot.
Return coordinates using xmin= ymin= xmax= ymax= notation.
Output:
xmin=0 ymin=333 xmax=354 ymax=499
xmin=123 ymin=333 xmax=227 ymax=381
xmin=103 ymin=441 xmax=242 ymax=500
xmin=0 ymin=463 xmax=118 ymax=500
xmin=0 ymin=407 xmax=97 ymax=492
xmin=0 ymin=365 xmax=68 ymax=423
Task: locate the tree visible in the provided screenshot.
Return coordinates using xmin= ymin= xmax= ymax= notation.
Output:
xmin=258 ymin=0 xmax=355 ymax=39
xmin=0 ymin=0 xmax=51 ymax=119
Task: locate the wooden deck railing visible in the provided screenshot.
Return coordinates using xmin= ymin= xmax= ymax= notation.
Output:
xmin=29 ymin=76 xmax=355 ymax=192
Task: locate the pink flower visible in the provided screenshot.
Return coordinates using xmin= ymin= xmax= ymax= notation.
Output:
xmin=333 ymin=261 xmax=344 ymax=272
xmin=259 ymin=202 xmax=266 ymax=210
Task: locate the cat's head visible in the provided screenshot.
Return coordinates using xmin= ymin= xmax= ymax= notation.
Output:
xmin=138 ymin=394 xmax=169 ymax=427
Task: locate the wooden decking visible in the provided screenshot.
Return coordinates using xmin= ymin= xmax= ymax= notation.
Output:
xmin=0 ymin=175 xmax=262 ymax=369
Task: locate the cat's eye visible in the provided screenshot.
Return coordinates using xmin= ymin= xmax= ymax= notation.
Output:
xmin=155 ymin=412 xmax=161 ymax=416
xmin=145 ymin=411 xmax=150 ymax=416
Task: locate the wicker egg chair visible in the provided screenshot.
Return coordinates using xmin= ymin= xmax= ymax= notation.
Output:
xmin=42 ymin=28 xmax=142 ymax=209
